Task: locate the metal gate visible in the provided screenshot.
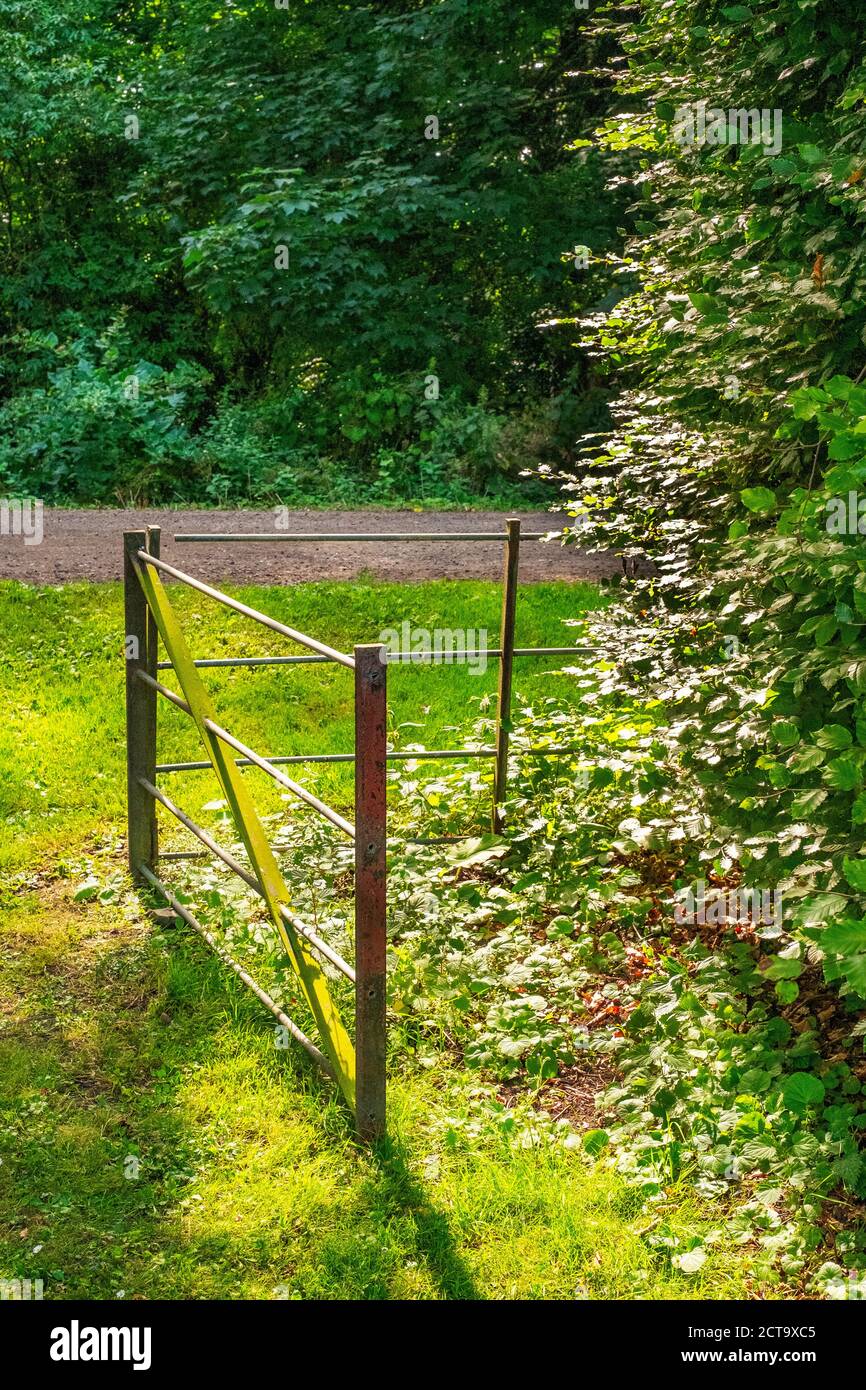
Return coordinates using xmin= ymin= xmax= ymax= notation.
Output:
xmin=123 ymin=520 xmax=592 ymax=1141
xmin=124 ymin=526 xmax=386 ymax=1139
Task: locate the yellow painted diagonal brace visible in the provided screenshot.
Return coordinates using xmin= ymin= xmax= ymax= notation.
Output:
xmin=132 ymin=554 xmax=356 ymax=1107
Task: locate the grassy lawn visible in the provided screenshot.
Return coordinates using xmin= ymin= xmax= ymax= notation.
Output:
xmin=1 ymin=885 xmax=766 ymax=1301
xmin=1 ymin=576 xmax=604 ymax=869
xmin=0 ymin=578 xmax=776 ymax=1300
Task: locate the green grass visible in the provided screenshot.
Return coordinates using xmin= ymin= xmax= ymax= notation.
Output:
xmin=0 ymin=887 xmax=765 ymax=1301
xmin=0 ymin=578 xmax=779 ymax=1300
xmin=0 ymin=576 xmax=605 ymax=869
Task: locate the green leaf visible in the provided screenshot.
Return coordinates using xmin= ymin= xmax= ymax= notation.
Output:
xmin=780 ymin=1072 xmax=826 ymax=1111
xmin=740 ymin=1139 xmax=778 ymax=1166
xmin=763 ymin=956 xmax=803 ymax=980
xmin=824 ymin=756 xmax=861 ymax=791
xmin=815 ymin=616 xmax=838 ymax=647
xmin=688 ymin=292 xmax=724 ymax=315
xmin=815 ymin=724 xmax=853 ymax=750
xmin=828 ymin=435 xmax=866 ymax=461
xmin=738 ymin=1068 xmax=772 ymax=1093
xmin=740 ymin=486 xmax=777 ymax=513
xmin=820 ymin=919 xmax=866 ymax=954
xmin=842 ymin=954 xmax=866 ymax=996
xmin=794 ymin=894 xmax=849 ymax=927
xmin=582 ymin=1129 xmax=609 ymax=1157
xmin=546 ymin=915 xmax=576 ymax=939
xmin=789 ymin=787 xmax=828 ymax=817
xmin=788 ymin=745 xmax=825 ymax=772
xmin=674 ymin=1247 xmax=707 ymax=1273
xmin=446 ymin=835 xmax=508 ymax=867
xmin=843 ymin=856 xmax=866 ymax=892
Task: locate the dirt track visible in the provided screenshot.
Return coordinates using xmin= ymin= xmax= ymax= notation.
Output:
xmin=0 ymin=508 xmax=624 ymax=585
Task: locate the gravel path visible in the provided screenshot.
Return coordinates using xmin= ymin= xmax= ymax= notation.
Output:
xmin=0 ymin=508 xmax=624 ymax=585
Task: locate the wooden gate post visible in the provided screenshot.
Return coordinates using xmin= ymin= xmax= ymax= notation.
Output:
xmin=492 ymin=518 xmax=520 ymax=832
xmin=354 ymin=642 xmax=388 ymax=1141
xmin=124 ymin=527 xmax=160 ymax=880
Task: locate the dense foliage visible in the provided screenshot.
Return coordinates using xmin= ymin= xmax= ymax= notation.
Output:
xmin=0 ymin=0 xmax=624 ymax=504
xmin=542 ymin=0 xmax=866 ymax=1278
xmin=167 ymin=685 xmax=866 ymax=1291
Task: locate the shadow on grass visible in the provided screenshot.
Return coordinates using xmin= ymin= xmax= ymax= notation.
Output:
xmin=363 ymin=1136 xmax=482 ymax=1301
xmin=0 ymin=890 xmax=479 ymax=1300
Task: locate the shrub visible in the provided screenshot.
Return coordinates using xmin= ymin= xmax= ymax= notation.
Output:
xmin=0 ymin=325 xmax=208 ymax=503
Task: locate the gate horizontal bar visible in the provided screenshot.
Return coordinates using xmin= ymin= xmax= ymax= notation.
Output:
xmin=155 ymin=646 xmax=594 ymax=671
xmin=138 ymin=777 xmax=355 ymax=982
xmin=139 ymin=864 xmax=335 ymax=1079
xmin=174 ymin=532 xmax=562 ymax=543
xmin=135 ymin=551 xmax=355 ymax=669
xmin=157 ymin=655 xmax=334 ymax=670
xmin=203 ymin=718 xmax=356 ymax=839
xmin=383 ymin=646 xmax=595 ymax=661
xmin=155 ymin=745 xmax=583 ymax=773
xmin=135 ymin=668 xmax=192 ymax=714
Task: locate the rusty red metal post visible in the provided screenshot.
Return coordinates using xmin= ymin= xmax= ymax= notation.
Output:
xmin=492 ymin=518 xmax=520 ymax=832
xmin=124 ymin=526 xmax=161 ymax=879
xmin=353 ymin=643 xmax=388 ymax=1140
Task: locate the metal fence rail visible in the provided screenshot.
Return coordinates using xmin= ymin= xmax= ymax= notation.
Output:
xmin=156 ymin=647 xmax=592 ymax=671
xmin=174 ymin=531 xmax=562 ymax=543
xmin=124 ymin=517 xmax=597 ymax=1142
xmin=138 ymin=550 xmax=355 ymax=669
xmin=154 ymin=745 xmax=584 ymax=773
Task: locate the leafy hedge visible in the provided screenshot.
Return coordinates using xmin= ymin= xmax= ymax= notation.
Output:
xmin=567 ymin=0 xmax=866 ymax=1008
